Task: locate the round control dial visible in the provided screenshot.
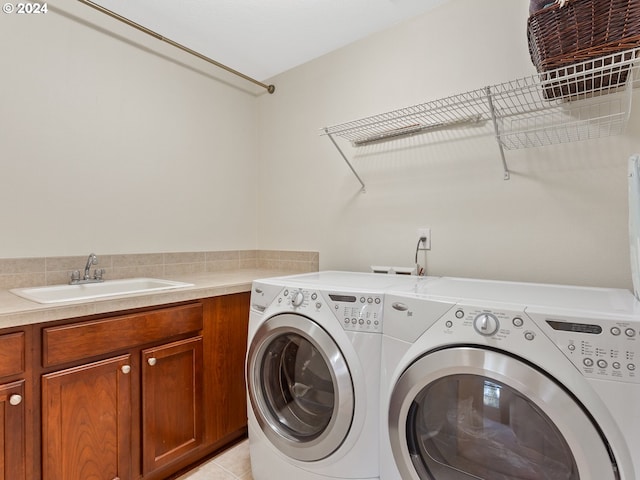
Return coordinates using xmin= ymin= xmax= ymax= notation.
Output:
xmin=291 ymin=290 xmax=305 ymax=307
xmin=473 ymin=313 xmax=500 ymax=336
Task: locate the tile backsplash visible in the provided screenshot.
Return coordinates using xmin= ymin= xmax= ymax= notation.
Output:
xmin=0 ymin=250 xmax=319 ymax=289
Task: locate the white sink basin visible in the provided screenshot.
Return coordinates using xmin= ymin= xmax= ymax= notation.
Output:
xmin=10 ymin=278 xmax=194 ymax=304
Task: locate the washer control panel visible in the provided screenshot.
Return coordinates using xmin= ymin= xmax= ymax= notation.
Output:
xmin=277 ymin=287 xmax=384 ymax=333
xmin=278 ymin=288 xmax=321 ymax=311
xmin=326 ymin=292 xmax=383 ymax=333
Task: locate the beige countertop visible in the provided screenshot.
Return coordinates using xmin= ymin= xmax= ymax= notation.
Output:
xmin=0 ymin=269 xmax=290 ymax=329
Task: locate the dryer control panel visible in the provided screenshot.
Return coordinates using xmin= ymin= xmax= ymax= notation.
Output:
xmin=277 ymin=288 xmax=384 ymax=333
xmin=429 ymin=303 xmax=640 ymax=384
xmin=527 ymin=311 xmax=640 ymax=384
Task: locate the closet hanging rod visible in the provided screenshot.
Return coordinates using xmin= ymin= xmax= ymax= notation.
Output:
xmin=77 ymin=0 xmax=276 ymax=94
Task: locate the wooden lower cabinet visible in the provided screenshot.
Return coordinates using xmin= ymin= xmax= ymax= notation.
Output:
xmin=31 ymin=293 xmax=250 ymax=479
xmin=41 ymin=355 xmax=132 ymax=480
xmin=141 ymin=336 xmax=203 ymax=476
xmin=0 ymin=329 xmax=29 ymax=480
xmin=203 ymin=292 xmax=250 ymax=443
xmin=0 ymin=380 xmax=26 ymax=480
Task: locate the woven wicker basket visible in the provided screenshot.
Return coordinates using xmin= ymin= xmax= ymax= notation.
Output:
xmin=528 ymin=0 xmax=640 ymax=98
xmin=527 ymin=0 xmax=640 ymax=73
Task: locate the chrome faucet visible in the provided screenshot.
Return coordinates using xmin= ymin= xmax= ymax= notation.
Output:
xmin=84 ymin=253 xmax=97 ymax=280
xmin=69 ymin=253 xmax=105 ymax=284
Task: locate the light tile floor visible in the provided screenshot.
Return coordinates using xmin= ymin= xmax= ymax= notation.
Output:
xmin=175 ymin=439 xmax=253 ymax=480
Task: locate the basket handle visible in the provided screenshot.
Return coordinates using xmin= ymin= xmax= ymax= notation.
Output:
xmin=530 ymin=0 xmax=570 ymax=16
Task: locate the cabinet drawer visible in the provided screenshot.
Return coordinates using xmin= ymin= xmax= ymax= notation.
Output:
xmin=0 ymin=332 xmax=25 ymax=378
xmin=43 ymin=303 xmax=203 ymax=367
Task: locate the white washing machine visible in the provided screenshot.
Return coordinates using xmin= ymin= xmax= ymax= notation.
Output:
xmin=380 ymin=276 xmax=640 ymax=480
xmin=246 ymin=271 xmax=426 ymax=480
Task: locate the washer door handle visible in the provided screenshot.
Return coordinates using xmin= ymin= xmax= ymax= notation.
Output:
xmin=392 ymin=302 xmax=409 ymax=311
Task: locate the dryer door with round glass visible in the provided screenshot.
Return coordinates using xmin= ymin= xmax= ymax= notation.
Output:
xmin=247 ymin=313 xmax=354 ymax=462
xmin=388 ymin=347 xmax=619 ymax=480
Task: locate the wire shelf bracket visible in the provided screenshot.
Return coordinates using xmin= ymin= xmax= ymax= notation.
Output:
xmin=322 ymin=48 xmax=640 ymax=188
xmin=324 ymin=128 xmax=366 ymax=192
xmin=486 ymin=85 xmax=510 ymax=180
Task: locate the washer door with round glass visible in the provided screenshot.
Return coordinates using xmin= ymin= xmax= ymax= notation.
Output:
xmin=389 ymin=347 xmax=619 ymax=480
xmin=247 ymin=313 xmax=354 ymax=462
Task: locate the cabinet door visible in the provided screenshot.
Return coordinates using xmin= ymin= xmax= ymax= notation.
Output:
xmin=141 ymin=336 xmax=203 ymax=475
xmin=0 ymin=380 xmax=25 ymax=480
xmin=42 ymin=355 xmax=132 ymax=480
xmin=204 ymin=292 xmax=250 ymax=441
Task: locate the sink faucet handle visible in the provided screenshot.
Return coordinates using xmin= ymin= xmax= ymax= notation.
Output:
xmin=94 ymin=268 xmax=105 ymax=280
xmin=70 ymin=270 xmax=80 ymax=282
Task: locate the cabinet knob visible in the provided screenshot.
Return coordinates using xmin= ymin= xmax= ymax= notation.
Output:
xmin=121 ymin=365 xmax=131 ymax=374
xmin=9 ymin=394 xmax=22 ymax=406
xmin=147 ymin=357 xmax=157 ymax=366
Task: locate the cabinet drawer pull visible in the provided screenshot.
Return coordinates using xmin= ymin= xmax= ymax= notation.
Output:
xmin=147 ymin=357 xmax=157 ymax=366
xmin=9 ymin=394 xmax=22 ymax=406
xmin=120 ymin=365 xmax=131 ymax=374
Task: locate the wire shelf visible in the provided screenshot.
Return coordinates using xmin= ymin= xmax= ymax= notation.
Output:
xmin=491 ymin=49 xmax=638 ymax=149
xmin=324 ymin=89 xmax=490 ymax=146
xmin=322 ymin=48 xmax=640 ymax=186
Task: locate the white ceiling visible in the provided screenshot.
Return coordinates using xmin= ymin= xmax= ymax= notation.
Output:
xmin=90 ymin=0 xmax=449 ymax=82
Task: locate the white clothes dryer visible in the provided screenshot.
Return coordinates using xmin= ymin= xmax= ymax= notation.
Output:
xmin=380 ymin=277 xmax=640 ymax=480
xmin=246 ymin=271 xmax=424 ymax=480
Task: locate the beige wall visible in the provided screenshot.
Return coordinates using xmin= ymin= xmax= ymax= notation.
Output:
xmin=1 ymin=0 xmax=262 ymax=257
xmin=2 ymin=0 xmax=638 ymax=290
xmin=256 ymin=0 xmax=640 ymax=289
